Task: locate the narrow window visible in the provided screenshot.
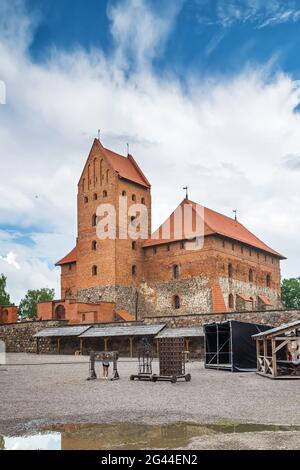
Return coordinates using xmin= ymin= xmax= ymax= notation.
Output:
xmin=174 ymin=295 xmax=180 ymax=309
xmin=228 ymin=263 xmax=233 ymax=278
xmin=93 ymin=193 xmax=98 ymax=201
xmin=92 ymin=265 xmax=97 ymax=276
xmin=266 ymin=274 xmax=271 ymax=287
xmin=92 ymin=214 xmax=97 ymax=226
xmin=173 ymin=264 xmax=179 ymax=279
xmin=68 ymin=263 xmax=72 ymax=271
xmin=132 ymin=265 xmax=137 ymax=276
xmin=103 ymin=190 xmax=107 ymax=198
xmin=249 ymin=269 xmax=253 ymax=283
xmin=82 ymin=314 xmax=86 ymax=321
xmin=92 ymin=240 xmax=97 ymax=250
xmin=141 ymin=197 xmax=145 ymax=204
xmin=228 ymin=293 xmax=234 ymax=309
xmin=122 ymin=190 xmax=126 ymax=196
xmin=132 ymin=194 xmax=136 ymax=202
xmin=84 ymin=196 xmax=88 ymax=204
xmin=132 ymin=241 xmax=136 ymax=250
xmin=131 ymin=216 xmax=135 ymax=222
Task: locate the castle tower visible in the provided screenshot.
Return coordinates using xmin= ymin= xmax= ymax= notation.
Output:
xmin=56 ymin=138 xmax=151 ymax=316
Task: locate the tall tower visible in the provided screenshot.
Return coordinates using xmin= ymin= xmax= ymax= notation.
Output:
xmin=75 ymin=138 xmax=151 ymax=314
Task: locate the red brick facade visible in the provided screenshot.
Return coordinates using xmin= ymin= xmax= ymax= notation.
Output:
xmin=37 ymin=299 xmax=134 ymax=324
xmin=53 ymin=138 xmax=285 ymax=319
xmin=0 ymin=305 xmax=18 ymax=324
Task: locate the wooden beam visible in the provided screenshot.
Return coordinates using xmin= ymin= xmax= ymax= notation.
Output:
xmin=129 ymin=337 xmax=134 ymax=358
xmin=272 ymin=339 xmax=277 ymax=378
xmin=263 ymin=338 xmax=267 ymax=374
xmin=275 ymin=339 xmax=290 ymax=353
xmin=80 ymin=337 xmax=83 ymax=355
xmin=104 ymin=337 xmax=109 ymax=352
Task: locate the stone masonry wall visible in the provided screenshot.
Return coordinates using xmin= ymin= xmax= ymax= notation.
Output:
xmin=0 ymin=320 xmax=68 ymax=353
xmin=143 ymin=309 xmax=300 ymax=328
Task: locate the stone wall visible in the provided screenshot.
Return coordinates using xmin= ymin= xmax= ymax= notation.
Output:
xmin=0 ymin=320 xmax=68 ymax=353
xmin=143 ymin=309 xmax=300 ymax=328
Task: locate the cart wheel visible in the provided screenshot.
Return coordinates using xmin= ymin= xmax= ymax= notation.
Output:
xmin=171 ymin=375 xmax=177 ymax=383
xmin=185 ymin=373 xmax=191 ymax=382
xmin=130 ymin=375 xmax=134 ymax=381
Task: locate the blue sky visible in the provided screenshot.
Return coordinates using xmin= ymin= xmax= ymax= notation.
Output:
xmin=25 ymin=0 xmax=300 ymax=78
xmin=1 ymin=0 xmax=300 ymax=302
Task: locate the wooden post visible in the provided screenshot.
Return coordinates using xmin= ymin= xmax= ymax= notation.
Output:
xmin=129 ymin=337 xmax=134 ymax=358
xmin=36 ymin=338 xmax=39 ymax=355
xmin=156 ymin=339 xmax=159 ymax=356
xmin=272 ymin=339 xmax=277 ymax=378
xmin=57 ymin=338 xmax=61 ymax=355
xmin=104 ymin=337 xmax=109 ymax=352
xmin=80 ymin=338 xmax=83 ymax=355
xmin=256 ymin=339 xmax=260 ymax=371
xmin=185 ymin=339 xmax=190 ymax=351
xmin=263 ymin=338 xmax=267 ymax=374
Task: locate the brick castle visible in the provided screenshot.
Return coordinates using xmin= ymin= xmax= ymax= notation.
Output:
xmin=33 ymin=138 xmax=285 ymax=324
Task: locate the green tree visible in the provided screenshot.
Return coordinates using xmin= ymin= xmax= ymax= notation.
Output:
xmin=0 ymin=274 xmax=11 ymax=306
xmin=281 ymin=278 xmax=300 ymax=308
xmin=19 ymin=288 xmax=55 ymax=319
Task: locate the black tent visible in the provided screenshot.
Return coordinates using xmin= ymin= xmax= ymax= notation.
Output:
xmin=204 ymin=320 xmax=273 ymax=372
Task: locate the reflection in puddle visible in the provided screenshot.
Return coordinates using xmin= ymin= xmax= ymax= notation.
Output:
xmin=3 ymin=433 xmax=61 ymax=450
xmin=1 ymin=422 xmax=300 ymax=450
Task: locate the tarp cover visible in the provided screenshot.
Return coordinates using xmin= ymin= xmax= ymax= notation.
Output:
xmin=204 ymin=320 xmax=272 ymax=372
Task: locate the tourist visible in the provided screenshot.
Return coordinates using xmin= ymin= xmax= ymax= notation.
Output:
xmin=102 ymin=354 xmax=110 ymax=379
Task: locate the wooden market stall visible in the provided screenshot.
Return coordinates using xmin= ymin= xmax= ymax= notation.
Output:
xmin=252 ymin=320 xmax=300 ymax=379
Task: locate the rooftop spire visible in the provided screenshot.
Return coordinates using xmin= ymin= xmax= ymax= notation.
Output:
xmin=183 ymin=186 xmax=189 ymax=200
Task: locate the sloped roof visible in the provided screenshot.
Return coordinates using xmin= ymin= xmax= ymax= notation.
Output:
xmin=258 ymin=295 xmax=272 ymax=306
xmin=252 ymin=320 xmax=300 ymax=338
xmin=143 ymin=199 xmax=285 ymax=259
xmin=34 ymin=325 xmax=91 ymax=338
xmin=155 ymin=327 xmax=204 ymax=338
xmin=103 ymin=146 xmax=151 ymax=188
xmin=115 ymin=309 xmax=135 ymax=322
xmin=55 ymin=246 xmax=77 ymax=266
xmin=79 ymin=324 xmax=165 ymax=338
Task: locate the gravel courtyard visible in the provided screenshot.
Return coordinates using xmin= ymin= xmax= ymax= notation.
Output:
xmin=1 ymin=353 xmax=300 ymax=449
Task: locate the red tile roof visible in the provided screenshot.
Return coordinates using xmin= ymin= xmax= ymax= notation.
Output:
xmin=211 ymin=284 xmax=227 ymax=313
xmin=258 ymin=295 xmax=273 ymax=306
xmin=237 ymin=293 xmax=253 ymax=302
xmin=115 ymin=309 xmax=135 ymax=321
xmin=102 ymin=143 xmax=151 ymax=188
xmin=55 ymin=246 xmax=77 ymax=266
xmin=143 ymin=199 xmax=285 ymax=259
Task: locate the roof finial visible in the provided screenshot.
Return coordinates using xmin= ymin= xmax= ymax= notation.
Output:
xmin=183 ymin=186 xmax=189 ymax=200
xmin=127 ymin=143 xmax=129 ymax=156
xmin=98 ymin=129 xmax=101 ymax=140
xmin=233 ymin=209 xmax=237 ymax=221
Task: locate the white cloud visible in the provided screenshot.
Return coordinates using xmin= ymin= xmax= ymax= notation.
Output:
xmin=196 ymin=0 xmax=300 ymax=29
xmin=0 ymin=252 xmax=20 ymax=270
xmin=1 ymin=0 xmax=300 ymax=303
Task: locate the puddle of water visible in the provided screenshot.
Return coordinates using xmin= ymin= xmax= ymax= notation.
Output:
xmin=1 ymin=422 xmax=300 ymax=450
